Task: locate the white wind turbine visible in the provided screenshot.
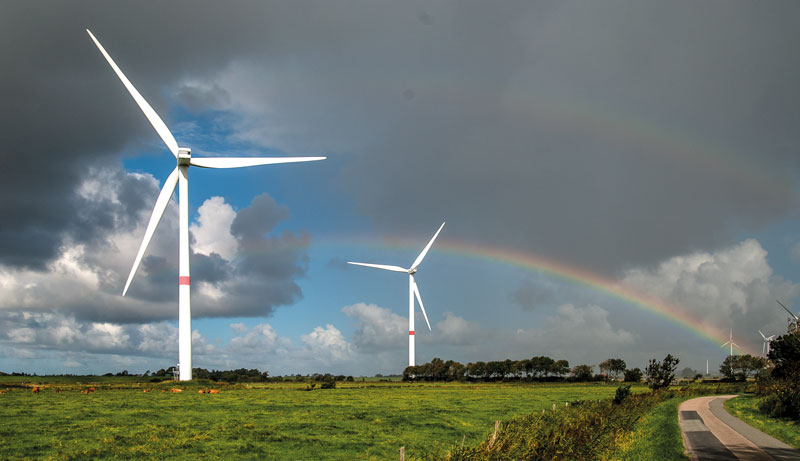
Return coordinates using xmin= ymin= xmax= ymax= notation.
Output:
xmin=87 ymin=30 xmax=324 ymax=381
xmin=720 ymin=329 xmax=739 ymax=357
xmin=348 ymin=222 xmax=445 ymax=367
xmin=759 ymin=330 xmax=776 ymax=356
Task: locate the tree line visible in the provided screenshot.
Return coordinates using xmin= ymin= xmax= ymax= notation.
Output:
xmin=402 ymin=356 xmax=645 ymax=382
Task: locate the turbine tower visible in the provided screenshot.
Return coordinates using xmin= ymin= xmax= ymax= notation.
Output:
xmin=719 ymin=329 xmax=739 ymax=357
xmin=87 ymin=30 xmax=325 ymax=381
xmin=348 ymin=222 xmax=445 ymax=367
xmin=759 ymin=330 xmax=776 ymax=356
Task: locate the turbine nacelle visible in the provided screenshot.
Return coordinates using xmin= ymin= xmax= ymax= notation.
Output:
xmin=177 ymin=147 xmax=191 ymax=166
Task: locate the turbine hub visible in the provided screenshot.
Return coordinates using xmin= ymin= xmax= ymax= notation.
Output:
xmin=409 ymin=268 xmax=417 ymax=275
xmin=177 ymin=147 xmax=191 ymax=166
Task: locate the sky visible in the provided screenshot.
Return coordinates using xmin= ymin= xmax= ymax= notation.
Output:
xmin=1 ymin=1 xmax=800 ymax=377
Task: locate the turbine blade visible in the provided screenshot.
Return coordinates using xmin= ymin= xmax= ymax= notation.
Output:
xmin=347 ymin=262 xmax=408 ymax=273
xmin=411 ymin=222 xmax=445 ymax=270
xmin=86 ymin=29 xmax=179 ymax=158
xmin=190 ymin=156 xmax=326 ymax=169
xmin=412 ymin=278 xmax=432 ymax=331
xmin=777 ymin=299 xmax=799 ymax=320
xmin=122 ymin=167 xmax=180 ymax=295
xmin=720 ymin=341 xmax=730 ymax=348
xmin=759 ymin=330 xmax=766 ymax=340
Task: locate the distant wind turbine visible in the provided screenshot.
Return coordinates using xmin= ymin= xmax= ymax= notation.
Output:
xmin=720 ymin=329 xmax=739 ymax=357
xmin=87 ymin=30 xmax=325 ymax=381
xmin=759 ymin=330 xmax=776 ymax=356
xmin=348 ymin=222 xmax=445 ymax=367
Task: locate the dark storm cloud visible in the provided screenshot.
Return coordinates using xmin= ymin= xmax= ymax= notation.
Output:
xmin=3 ymin=0 xmax=800 ymax=279
xmin=0 ymin=0 xmax=281 ymax=268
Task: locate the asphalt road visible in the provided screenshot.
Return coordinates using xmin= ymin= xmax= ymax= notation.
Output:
xmin=679 ymin=395 xmax=800 ymax=461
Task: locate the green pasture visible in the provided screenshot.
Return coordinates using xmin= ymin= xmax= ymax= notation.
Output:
xmin=0 ymin=380 xmax=629 ymax=460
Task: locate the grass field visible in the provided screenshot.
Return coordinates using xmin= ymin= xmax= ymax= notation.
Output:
xmin=724 ymin=395 xmax=800 ymax=449
xmin=0 ymin=379 xmax=630 ymax=460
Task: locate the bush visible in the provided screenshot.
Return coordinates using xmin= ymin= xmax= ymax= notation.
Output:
xmin=613 ymin=385 xmax=632 ymax=405
xmin=759 ymin=371 xmax=800 ymax=420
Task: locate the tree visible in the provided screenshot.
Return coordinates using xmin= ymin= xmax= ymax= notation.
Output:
xmin=571 ymin=364 xmax=593 ymax=382
xmin=599 ymin=358 xmax=626 ymax=380
xmin=530 ymin=356 xmax=555 ymax=379
xmin=549 ymin=360 xmax=570 ymax=378
xmin=623 ymin=368 xmax=643 ymax=383
xmin=645 ymin=354 xmax=679 ymax=392
xmin=768 ymin=333 xmax=800 ymax=379
xmin=679 ymin=367 xmax=698 ymax=379
xmin=720 ymin=355 xmax=768 ymax=382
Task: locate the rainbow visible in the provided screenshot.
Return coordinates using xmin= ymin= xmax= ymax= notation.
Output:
xmin=322 ymin=235 xmax=756 ymax=355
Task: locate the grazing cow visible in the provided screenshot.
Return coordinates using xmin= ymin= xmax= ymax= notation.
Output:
xmin=32 ymin=387 xmax=40 ymax=394
xmin=56 ymin=389 xmax=62 ymax=394
xmin=209 ymin=389 xmax=220 ymax=394
xmin=0 ymin=390 xmax=7 ymax=394
xmin=81 ymin=390 xmax=90 ymax=394
xmin=161 ymin=389 xmax=167 ymax=393
xmin=198 ymin=390 xmax=205 ymax=394
xmin=143 ymin=389 xmax=149 ymax=393
xmin=87 ymin=387 xmax=96 ymax=393
xmin=170 ymin=388 xmax=182 ymax=393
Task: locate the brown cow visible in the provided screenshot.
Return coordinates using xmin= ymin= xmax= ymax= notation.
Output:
xmin=143 ymin=389 xmax=150 ymax=393
xmin=208 ymin=389 xmax=220 ymax=394
xmin=87 ymin=387 xmax=96 ymax=393
xmin=198 ymin=390 xmax=205 ymax=394
xmin=31 ymin=387 xmax=40 ymax=394
xmin=56 ymin=389 xmax=62 ymax=393
xmin=170 ymin=388 xmax=182 ymax=393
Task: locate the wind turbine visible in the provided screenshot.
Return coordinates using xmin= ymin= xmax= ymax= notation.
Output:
xmin=348 ymin=222 xmax=445 ymax=367
xmin=720 ymin=329 xmax=739 ymax=357
xmin=87 ymin=30 xmax=325 ymax=381
xmin=759 ymin=330 xmax=776 ymax=356
xmin=777 ymin=299 xmax=799 ymax=321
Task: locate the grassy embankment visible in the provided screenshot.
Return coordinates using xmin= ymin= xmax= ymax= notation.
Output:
xmin=611 ymin=395 xmax=691 ymax=460
xmin=438 ymin=382 xmax=748 ymax=460
xmin=0 ymin=379 xmax=626 ymax=460
xmin=725 ymin=395 xmax=800 ymax=449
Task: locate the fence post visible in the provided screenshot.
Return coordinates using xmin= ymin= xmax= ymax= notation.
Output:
xmin=400 ymin=446 xmax=405 ymax=461
xmin=489 ymin=420 xmax=500 ymax=447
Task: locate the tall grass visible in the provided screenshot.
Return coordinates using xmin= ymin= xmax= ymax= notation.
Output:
xmin=436 ymin=383 xmax=748 ymax=460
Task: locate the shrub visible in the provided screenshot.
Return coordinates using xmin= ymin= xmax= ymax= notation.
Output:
xmin=613 ymin=385 xmax=632 ymax=405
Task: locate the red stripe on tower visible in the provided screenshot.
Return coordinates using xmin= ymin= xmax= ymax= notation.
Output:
xmin=179 ymin=276 xmax=190 ymax=286
xmin=409 ymin=331 xmax=415 ymax=335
